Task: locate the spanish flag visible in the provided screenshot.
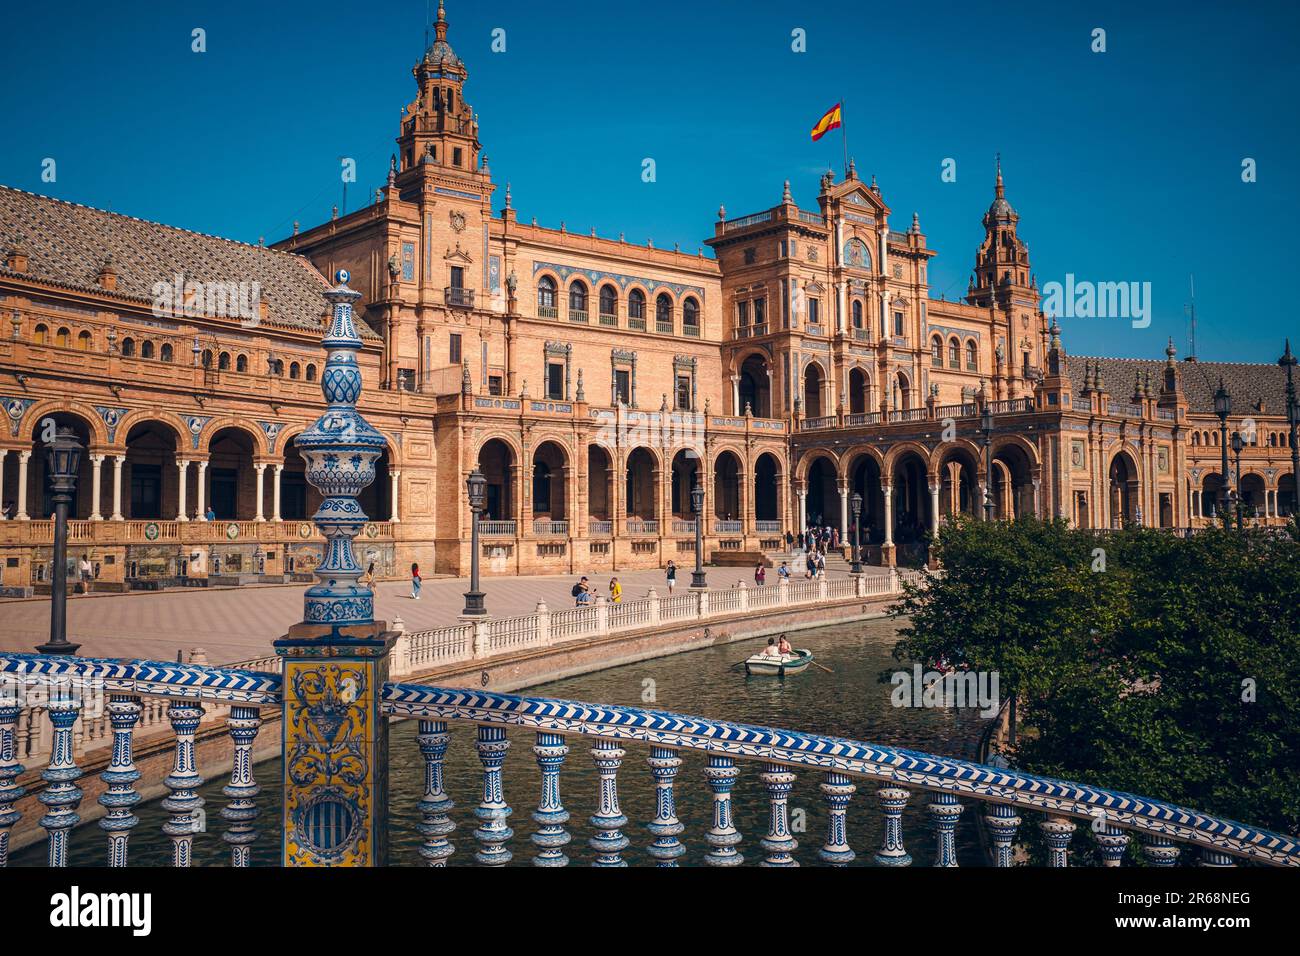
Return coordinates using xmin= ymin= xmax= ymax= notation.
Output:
xmin=810 ymin=103 xmax=842 ymax=141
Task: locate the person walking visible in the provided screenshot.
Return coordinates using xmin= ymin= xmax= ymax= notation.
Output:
xmin=754 ymin=562 xmax=766 ymax=586
xmin=609 ymin=577 xmax=623 ymax=603
xmin=665 ymin=560 xmax=677 ymax=593
xmin=778 ymin=561 xmax=791 ymax=581
xmin=410 ymin=562 xmax=422 ymax=600
xmin=362 ymin=562 xmax=376 ymax=588
xmin=78 ymin=555 xmax=93 ymax=594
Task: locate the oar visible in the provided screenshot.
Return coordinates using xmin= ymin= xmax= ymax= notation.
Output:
xmin=729 ymin=657 xmax=751 ymax=671
xmin=810 ymin=660 xmax=835 ymax=674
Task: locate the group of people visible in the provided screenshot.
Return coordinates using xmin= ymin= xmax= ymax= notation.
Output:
xmin=760 ymin=633 xmax=796 ymax=658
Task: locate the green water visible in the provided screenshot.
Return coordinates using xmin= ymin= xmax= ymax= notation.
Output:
xmin=14 ymin=616 xmax=992 ymax=866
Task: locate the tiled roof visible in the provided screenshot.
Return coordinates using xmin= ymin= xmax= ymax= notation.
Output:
xmin=0 ymin=185 xmax=379 ymax=339
xmin=1068 ymin=353 xmax=1289 ymax=417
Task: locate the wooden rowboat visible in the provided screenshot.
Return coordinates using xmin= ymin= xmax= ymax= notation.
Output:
xmin=744 ymin=648 xmax=814 ymax=677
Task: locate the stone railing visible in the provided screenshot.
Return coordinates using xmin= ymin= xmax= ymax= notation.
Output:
xmin=380 ymin=683 xmax=1300 ymax=867
xmin=0 ymin=518 xmax=394 ymax=546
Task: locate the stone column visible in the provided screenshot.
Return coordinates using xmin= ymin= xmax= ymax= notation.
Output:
xmin=195 ymin=460 xmax=208 ymax=519
xmin=390 ymin=470 xmax=401 ymax=523
xmin=16 ymin=451 xmax=30 ymax=520
xmin=89 ymin=455 xmax=104 ymax=520
xmin=111 ymin=455 xmax=125 ymax=521
xmin=797 ymin=489 xmax=807 ymax=531
xmin=0 ymin=450 xmax=6 ymax=519
xmin=175 ymin=459 xmax=190 ymax=521
xmin=928 ymin=483 xmax=940 ymax=539
xmin=254 ymin=463 xmax=266 ymax=521
xmin=731 ymin=375 xmax=740 ymax=415
xmin=838 ymin=481 xmax=849 ymax=539
xmin=882 ymin=482 xmax=894 ymax=547
xmin=272 ymin=464 xmax=283 ymax=522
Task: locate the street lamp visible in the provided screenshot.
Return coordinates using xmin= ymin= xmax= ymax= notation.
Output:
xmin=462 ymin=468 xmax=487 ymax=616
xmin=1280 ymin=341 xmax=1300 ymax=517
xmin=1213 ymin=378 xmax=1232 ymax=530
xmin=690 ymin=477 xmax=707 ymax=590
xmin=36 ymin=426 xmax=83 ymax=655
xmin=980 ymin=403 xmax=995 ymax=521
xmin=1231 ymin=431 xmax=1245 ymax=528
xmin=850 ymin=491 xmax=864 ymax=574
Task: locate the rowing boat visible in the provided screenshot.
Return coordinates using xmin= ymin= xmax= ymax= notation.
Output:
xmin=743 ymin=648 xmax=814 ymax=677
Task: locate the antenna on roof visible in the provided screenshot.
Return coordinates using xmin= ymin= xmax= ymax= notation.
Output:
xmin=1183 ymin=274 xmax=1198 ymax=362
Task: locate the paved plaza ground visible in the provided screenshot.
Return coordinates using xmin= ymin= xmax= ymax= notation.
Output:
xmin=0 ymin=564 xmax=888 ymax=666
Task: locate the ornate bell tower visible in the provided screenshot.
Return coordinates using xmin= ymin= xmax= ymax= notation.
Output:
xmin=396 ymin=0 xmax=482 ymax=181
xmin=966 ymin=158 xmax=1044 ymax=398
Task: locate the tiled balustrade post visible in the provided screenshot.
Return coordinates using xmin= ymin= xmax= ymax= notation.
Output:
xmin=737 ymin=580 xmax=749 ymax=612
xmin=275 ymin=271 xmax=396 ymax=866
xmin=470 ymin=618 xmax=488 ymax=657
xmin=778 ymin=576 xmax=790 ymax=605
xmin=0 ymin=700 xmax=24 ymax=866
xmin=595 ymin=595 xmax=609 ymax=634
xmin=647 ymin=587 xmax=660 ymax=625
xmin=696 ymin=586 xmax=710 ymax=618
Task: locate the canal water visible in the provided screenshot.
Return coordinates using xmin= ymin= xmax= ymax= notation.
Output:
xmin=15 ymin=616 xmax=992 ymax=867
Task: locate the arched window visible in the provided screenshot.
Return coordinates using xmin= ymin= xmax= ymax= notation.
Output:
xmin=628 ymin=289 xmax=646 ymax=319
xmin=202 ymin=349 xmax=213 ymax=368
xmin=537 ymin=275 xmax=558 ymax=315
xmin=271 ymin=359 xmax=284 ymax=376
xmin=77 ymin=330 xmax=92 ymax=350
xmin=1191 ymin=432 xmax=1200 ymax=446
xmin=599 ymin=284 xmax=618 ymax=319
xmin=931 ymin=335 xmax=944 ymax=367
xmin=306 ymin=363 xmax=317 ymax=381
xmin=141 ymin=340 xmax=155 ymax=359
xmin=683 ymin=297 xmax=699 ymax=332
xmin=160 ymin=343 xmax=173 ymax=362
xmin=33 ymin=324 xmax=48 ymax=344
xmin=948 ymin=337 xmax=960 ymax=368
xmin=568 ymin=280 xmax=588 ymax=318
xmin=120 ymin=337 xmax=135 ymax=357
xmin=236 ymin=353 xmax=248 ymax=372
xmin=56 ymin=327 xmax=71 ymax=347
xmin=218 ymin=351 xmax=231 ymax=370
xmin=655 ymin=293 xmax=673 ymax=331
xmin=851 ymin=300 xmax=863 ymax=328
xmin=289 ymin=362 xmax=301 ymax=379
xmin=966 ymin=340 xmax=978 ymax=370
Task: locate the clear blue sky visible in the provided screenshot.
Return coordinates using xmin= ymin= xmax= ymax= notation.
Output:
xmin=2 ymin=0 xmax=1297 ymax=362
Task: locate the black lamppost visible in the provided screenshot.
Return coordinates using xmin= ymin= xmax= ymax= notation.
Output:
xmin=690 ymin=477 xmax=707 ymax=590
xmin=980 ymin=403 xmax=995 ymax=521
xmin=462 ymin=468 xmax=487 ymax=616
xmin=36 ymin=426 xmax=83 ymax=655
xmin=850 ymin=491 xmax=864 ymax=574
xmin=1213 ymin=378 xmax=1232 ymax=529
xmin=1231 ymin=431 xmax=1245 ymax=528
xmin=1280 ymin=341 xmax=1300 ymax=517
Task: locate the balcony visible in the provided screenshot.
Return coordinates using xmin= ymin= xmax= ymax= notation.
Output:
xmin=445 ymin=287 xmax=475 ymax=310
xmin=538 ymin=305 xmax=559 ymax=319
xmin=598 ymin=313 xmax=618 ymax=326
xmin=479 ymin=520 xmax=517 ymax=537
xmin=568 ymin=310 xmax=589 ymax=324
xmin=683 ymin=323 xmax=700 ymax=338
xmin=656 ymin=320 xmax=673 ymax=335
xmin=628 ymin=316 xmax=646 ymax=331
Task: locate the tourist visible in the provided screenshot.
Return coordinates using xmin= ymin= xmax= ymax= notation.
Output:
xmin=205 ymin=505 xmax=216 ymax=522
xmin=362 ymin=562 xmax=375 ymax=588
xmin=78 ymin=556 xmax=93 ymax=594
xmin=410 ymin=562 xmax=422 ymax=600
xmin=784 ymin=529 xmax=793 ymax=550
xmin=665 ymin=560 xmax=677 ymax=593
xmin=609 ymin=577 xmax=623 ymax=603
xmin=2 ymin=500 xmax=13 ymax=520
xmin=777 ymin=634 xmax=793 ymax=655
xmin=571 ymin=575 xmax=591 ymax=606
xmin=778 ymin=561 xmax=790 ymax=581
xmin=761 ymin=637 xmax=782 ymax=658
xmin=754 ymin=563 xmax=766 ymax=586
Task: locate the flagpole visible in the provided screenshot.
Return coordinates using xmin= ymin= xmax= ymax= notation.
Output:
xmin=841 ymin=97 xmax=849 ymax=180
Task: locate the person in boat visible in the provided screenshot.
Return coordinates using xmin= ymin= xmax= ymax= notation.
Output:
xmin=761 ymin=637 xmax=783 ymax=657
xmin=777 ymin=634 xmax=793 ymax=655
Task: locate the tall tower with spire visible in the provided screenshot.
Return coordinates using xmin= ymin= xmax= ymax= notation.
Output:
xmin=966 ymin=158 xmax=1044 ymax=397
xmin=396 ymin=0 xmax=483 ymax=181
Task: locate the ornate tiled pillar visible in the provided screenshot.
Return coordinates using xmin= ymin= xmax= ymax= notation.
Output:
xmin=275 ymin=270 xmax=395 ymax=867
